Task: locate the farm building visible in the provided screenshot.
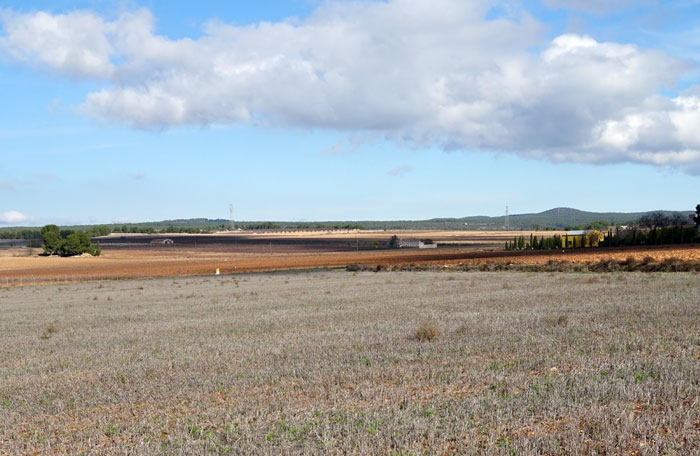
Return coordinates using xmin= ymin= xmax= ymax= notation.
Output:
xmin=150 ymin=238 xmax=174 ymax=245
xmin=563 ymin=230 xmax=604 ymax=248
xmin=398 ymin=238 xmax=437 ymax=249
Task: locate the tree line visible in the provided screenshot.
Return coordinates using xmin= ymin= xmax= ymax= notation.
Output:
xmin=507 ymin=206 xmax=700 ymax=251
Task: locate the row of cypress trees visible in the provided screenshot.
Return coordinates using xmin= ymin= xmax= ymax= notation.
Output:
xmin=506 ymin=234 xmax=565 ymax=250
xmin=506 ymin=226 xmax=700 ymax=251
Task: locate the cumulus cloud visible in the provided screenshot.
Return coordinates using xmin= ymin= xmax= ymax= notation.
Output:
xmin=1 ymin=1 xmax=699 ymax=172
xmin=0 ymin=9 xmax=116 ymax=78
xmin=0 ymin=210 xmax=29 ymax=224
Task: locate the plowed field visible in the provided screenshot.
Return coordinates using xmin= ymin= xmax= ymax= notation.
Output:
xmin=2 ymin=239 xmax=700 ymax=284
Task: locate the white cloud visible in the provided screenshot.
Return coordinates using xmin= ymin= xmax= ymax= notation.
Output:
xmin=0 ymin=210 xmax=29 ymax=224
xmin=0 ymin=9 xmax=115 ymax=78
xmin=1 ymin=1 xmax=699 ymax=173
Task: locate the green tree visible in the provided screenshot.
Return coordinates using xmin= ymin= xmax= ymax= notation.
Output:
xmin=41 ymin=225 xmax=100 ymax=257
xmin=41 ymin=224 xmax=62 ymax=255
xmin=87 ymin=225 xmax=111 ymax=237
xmin=694 ymin=204 xmax=700 ymax=227
xmin=389 ymin=235 xmax=399 ymax=248
xmin=60 ymin=231 xmax=94 ymax=257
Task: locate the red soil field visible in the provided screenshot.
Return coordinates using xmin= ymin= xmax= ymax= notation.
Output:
xmin=2 ymin=241 xmax=700 ymax=285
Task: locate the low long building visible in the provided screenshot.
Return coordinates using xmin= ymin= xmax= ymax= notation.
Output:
xmin=398 ymin=238 xmax=437 ymax=249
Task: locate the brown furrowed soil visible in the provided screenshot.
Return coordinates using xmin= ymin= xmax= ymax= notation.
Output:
xmin=2 ymin=241 xmax=700 ymax=285
xmin=0 ymin=271 xmax=698 ymax=454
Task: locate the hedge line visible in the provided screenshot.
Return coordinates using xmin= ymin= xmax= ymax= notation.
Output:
xmin=347 ymin=257 xmax=700 ymax=273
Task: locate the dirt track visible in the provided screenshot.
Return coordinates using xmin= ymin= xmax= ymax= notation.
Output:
xmin=2 ymin=243 xmax=700 ymax=284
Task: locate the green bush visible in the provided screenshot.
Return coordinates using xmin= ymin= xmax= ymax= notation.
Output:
xmin=41 ymin=225 xmax=100 ymax=257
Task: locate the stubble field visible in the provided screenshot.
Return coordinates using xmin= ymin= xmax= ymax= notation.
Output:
xmin=1 ymin=270 xmax=699 ymax=455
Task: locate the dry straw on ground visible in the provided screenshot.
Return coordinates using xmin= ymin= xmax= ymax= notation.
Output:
xmin=0 ymin=270 xmax=698 ymax=454
xmin=414 ymin=322 xmax=441 ymax=341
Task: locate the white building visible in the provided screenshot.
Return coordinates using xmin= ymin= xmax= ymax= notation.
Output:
xmin=150 ymin=238 xmax=174 ymax=245
xmin=398 ymin=238 xmax=437 ymax=249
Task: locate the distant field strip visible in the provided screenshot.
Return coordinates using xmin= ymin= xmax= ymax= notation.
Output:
xmin=2 ymin=243 xmax=700 ymax=284
xmin=0 ymin=271 xmax=698 ymax=454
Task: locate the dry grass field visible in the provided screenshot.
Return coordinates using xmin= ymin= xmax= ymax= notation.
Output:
xmin=1 ymin=270 xmax=699 ymax=455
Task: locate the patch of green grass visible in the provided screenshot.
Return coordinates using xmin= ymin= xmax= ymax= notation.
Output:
xmin=104 ymin=424 xmax=118 ymax=437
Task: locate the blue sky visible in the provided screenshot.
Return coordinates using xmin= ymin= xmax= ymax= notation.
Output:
xmin=1 ymin=0 xmax=699 ymax=226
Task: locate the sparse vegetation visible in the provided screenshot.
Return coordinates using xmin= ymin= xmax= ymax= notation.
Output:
xmin=348 ymin=256 xmax=700 ymax=273
xmin=1 ymin=271 xmax=698 ymax=454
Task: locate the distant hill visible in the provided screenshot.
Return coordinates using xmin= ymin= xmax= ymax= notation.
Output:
xmin=336 ymin=207 xmax=693 ymax=230
xmin=102 ymin=207 xmax=696 ymax=231
xmin=0 ymin=208 xmax=694 ymax=234
xmin=452 ymin=207 xmax=692 ymax=230
xmin=498 ymin=207 xmax=688 ymax=230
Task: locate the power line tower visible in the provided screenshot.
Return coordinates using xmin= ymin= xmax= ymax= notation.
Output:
xmin=505 ymin=206 xmax=510 ymax=231
xmin=228 ymin=204 xmax=235 ymax=231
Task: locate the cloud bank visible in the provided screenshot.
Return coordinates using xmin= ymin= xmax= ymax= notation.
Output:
xmin=1 ymin=0 xmax=699 ymax=172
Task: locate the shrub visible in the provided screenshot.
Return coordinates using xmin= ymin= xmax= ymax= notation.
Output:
xmin=415 ymin=322 xmax=441 ymax=342
xmin=41 ymin=225 xmax=100 ymax=257
xmin=543 ymin=314 xmax=568 ymax=328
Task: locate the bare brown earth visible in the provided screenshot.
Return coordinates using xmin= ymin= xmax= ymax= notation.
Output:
xmin=2 ymin=230 xmax=700 ymax=284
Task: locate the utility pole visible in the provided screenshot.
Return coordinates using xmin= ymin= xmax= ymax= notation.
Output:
xmin=505 ymin=206 xmax=510 ymax=231
xmin=229 ymin=204 xmax=235 ymax=231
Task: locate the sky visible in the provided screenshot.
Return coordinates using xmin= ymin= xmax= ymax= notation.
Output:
xmin=1 ymin=0 xmax=700 ymax=226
